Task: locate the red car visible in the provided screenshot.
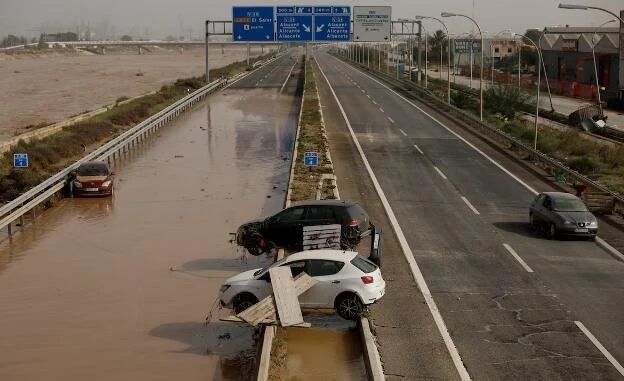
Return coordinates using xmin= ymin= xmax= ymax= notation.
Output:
xmin=70 ymin=161 xmax=114 ymax=197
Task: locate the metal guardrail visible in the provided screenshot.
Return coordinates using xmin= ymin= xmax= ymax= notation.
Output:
xmin=337 ymin=54 xmax=624 ymax=215
xmin=0 ymin=54 xmax=283 ymax=234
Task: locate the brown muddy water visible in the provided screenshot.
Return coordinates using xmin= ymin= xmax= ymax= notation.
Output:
xmin=0 ymin=85 xmax=298 ymax=380
xmin=283 ymin=313 xmax=367 ymax=381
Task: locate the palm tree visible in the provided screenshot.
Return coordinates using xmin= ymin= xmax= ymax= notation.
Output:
xmin=428 ymin=29 xmax=448 ymax=65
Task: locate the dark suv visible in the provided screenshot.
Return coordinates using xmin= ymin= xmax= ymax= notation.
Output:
xmin=236 ymin=200 xmax=372 ymax=255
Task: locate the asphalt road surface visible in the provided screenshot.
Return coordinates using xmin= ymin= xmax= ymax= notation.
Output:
xmin=315 ymin=50 xmax=624 ymax=381
xmin=0 ymin=52 xmax=301 ymax=381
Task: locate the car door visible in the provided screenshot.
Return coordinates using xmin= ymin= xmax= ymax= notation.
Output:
xmin=266 ymin=206 xmax=306 ymax=248
xmin=530 ymin=194 xmax=544 ymax=221
xmin=540 ymin=195 xmax=554 ymax=224
xmin=301 ymin=259 xmax=346 ymax=307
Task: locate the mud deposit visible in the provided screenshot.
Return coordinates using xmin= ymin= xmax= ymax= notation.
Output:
xmin=283 ymin=314 xmax=367 ymax=381
xmin=0 ymin=45 xmax=276 ymax=140
xmin=0 ymin=84 xmax=298 ymax=380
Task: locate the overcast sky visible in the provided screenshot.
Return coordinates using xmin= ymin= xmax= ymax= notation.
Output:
xmin=0 ymin=0 xmax=622 ymax=39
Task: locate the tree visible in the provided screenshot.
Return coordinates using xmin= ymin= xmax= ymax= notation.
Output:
xmin=428 ymin=29 xmax=448 ymax=65
xmin=120 ymin=35 xmax=133 ymax=41
xmin=523 ymin=29 xmax=543 ymax=45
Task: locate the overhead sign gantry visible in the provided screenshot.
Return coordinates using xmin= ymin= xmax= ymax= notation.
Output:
xmin=231 ymin=6 xmax=352 ymax=42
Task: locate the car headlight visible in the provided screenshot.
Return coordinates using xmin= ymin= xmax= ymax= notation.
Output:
xmin=588 ymin=221 xmax=597 ymax=227
xmin=101 ymin=180 xmax=112 ymax=187
xmin=73 ymin=181 xmax=83 ymax=188
xmin=220 ymin=285 xmax=231 ymax=293
xmin=563 ymin=220 xmax=572 ymax=225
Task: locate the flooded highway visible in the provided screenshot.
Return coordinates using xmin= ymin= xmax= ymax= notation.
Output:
xmin=0 ymin=56 xmax=301 ymax=381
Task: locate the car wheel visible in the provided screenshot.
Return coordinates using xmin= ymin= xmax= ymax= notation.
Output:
xmin=335 ymin=293 xmax=364 ymax=320
xmin=245 ymin=233 xmax=268 ymax=256
xmin=233 ymin=294 xmax=258 ymax=314
xmin=547 ymin=223 xmax=557 ymax=240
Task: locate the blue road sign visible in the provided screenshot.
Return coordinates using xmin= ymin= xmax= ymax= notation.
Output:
xmin=232 ymin=7 xmax=274 ymax=41
xmin=276 ymin=7 xmax=313 ymax=41
xmin=332 ymin=6 xmax=351 ymax=15
xmin=13 ymin=153 xmax=28 ymax=168
xmin=303 ymin=152 xmax=318 ymax=166
xmin=315 ymin=15 xmax=350 ymax=41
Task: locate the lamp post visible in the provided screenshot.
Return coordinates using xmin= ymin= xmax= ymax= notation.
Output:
xmin=558 ymin=3 xmax=624 ymax=24
xmin=489 ymin=30 xmax=512 ymax=86
xmin=591 ymin=19 xmax=617 ymax=116
xmin=514 ymin=32 xmax=544 ymax=150
xmin=414 ymin=16 xmax=451 ymax=103
xmin=442 ymin=12 xmax=484 ymax=120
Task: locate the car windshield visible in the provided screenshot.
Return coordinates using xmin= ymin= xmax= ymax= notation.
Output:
xmin=253 ymin=257 xmax=288 ymax=277
xmin=77 ymin=164 xmax=108 ymax=176
xmin=553 ymin=198 xmax=588 ymax=212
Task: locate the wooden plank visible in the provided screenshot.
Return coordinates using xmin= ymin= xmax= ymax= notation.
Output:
xmin=220 ymin=316 xmax=312 ymax=328
xmin=302 ymin=232 xmax=341 ymax=240
xmin=269 ymin=267 xmax=304 ymax=327
xmin=236 ymin=273 xmax=317 ymax=326
xmin=302 ymin=224 xmax=341 ymax=232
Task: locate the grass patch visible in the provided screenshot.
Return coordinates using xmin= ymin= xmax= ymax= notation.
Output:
xmin=489 ymin=117 xmax=624 ymax=193
xmin=289 ymin=59 xmax=335 ymax=202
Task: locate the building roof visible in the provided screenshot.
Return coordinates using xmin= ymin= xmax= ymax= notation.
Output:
xmin=541 ymin=26 xmax=619 ymax=52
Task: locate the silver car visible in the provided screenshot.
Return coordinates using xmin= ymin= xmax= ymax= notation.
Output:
xmin=529 ymin=192 xmax=598 ymax=240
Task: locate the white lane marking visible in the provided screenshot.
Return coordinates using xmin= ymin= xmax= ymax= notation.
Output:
xmin=399 ymin=128 xmax=408 ymax=137
xmin=316 ymin=56 xmax=472 ymax=381
xmin=361 ymin=89 xmax=366 ymax=93
xmin=575 ymin=321 xmax=624 ymax=377
xmin=333 ymin=56 xmax=624 ymax=265
xmin=413 ymin=144 xmax=424 ymax=155
xmin=366 ymin=94 xmax=371 ymax=99
xmin=372 ymin=100 xmax=378 ymax=105
xmin=433 ymin=166 xmax=448 ymax=180
xmin=280 ymin=59 xmax=297 ymax=94
xmin=461 ymin=196 xmax=480 ymax=215
xmin=329 ymin=54 xmax=538 ymax=196
xmin=502 ymin=243 xmax=534 ymax=273
xmin=379 ymin=108 xmax=385 ymax=113
xmin=387 ymin=116 xmax=394 ymax=124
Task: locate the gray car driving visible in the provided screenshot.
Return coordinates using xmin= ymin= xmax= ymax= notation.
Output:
xmin=529 ymin=192 xmax=598 ymax=239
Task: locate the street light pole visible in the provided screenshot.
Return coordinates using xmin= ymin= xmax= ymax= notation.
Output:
xmin=515 ymin=33 xmax=543 ymax=150
xmin=558 ymin=3 xmax=624 ymax=24
xmin=414 ymin=16 xmax=451 ymax=103
xmin=442 ymin=12 xmax=485 ymax=121
xmin=590 ymin=19 xmax=616 ymax=116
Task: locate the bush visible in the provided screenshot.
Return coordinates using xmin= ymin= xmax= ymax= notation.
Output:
xmin=568 ymin=156 xmax=600 ymax=173
xmin=484 ymin=85 xmax=533 ymax=119
xmin=451 ymin=90 xmax=477 ymax=110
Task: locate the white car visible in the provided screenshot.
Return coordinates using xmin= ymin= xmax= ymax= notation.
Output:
xmin=219 ymin=250 xmax=386 ymax=320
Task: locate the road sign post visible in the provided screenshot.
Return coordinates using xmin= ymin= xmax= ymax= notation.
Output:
xmin=13 ymin=153 xmax=28 ymax=168
xmin=303 ymin=152 xmax=318 ymax=166
xmin=314 ymin=6 xmax=351 ymax=42
xmin=232 ymin=7 xmax=275 ymax=42
xmin=276 ymin=6 xmax=313 ymax=41
xmin=353 ymin=6 xmax=392 ymax=42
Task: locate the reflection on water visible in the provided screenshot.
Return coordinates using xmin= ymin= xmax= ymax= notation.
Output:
xmin=0 ymin=86 xmax=298 ymax=381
